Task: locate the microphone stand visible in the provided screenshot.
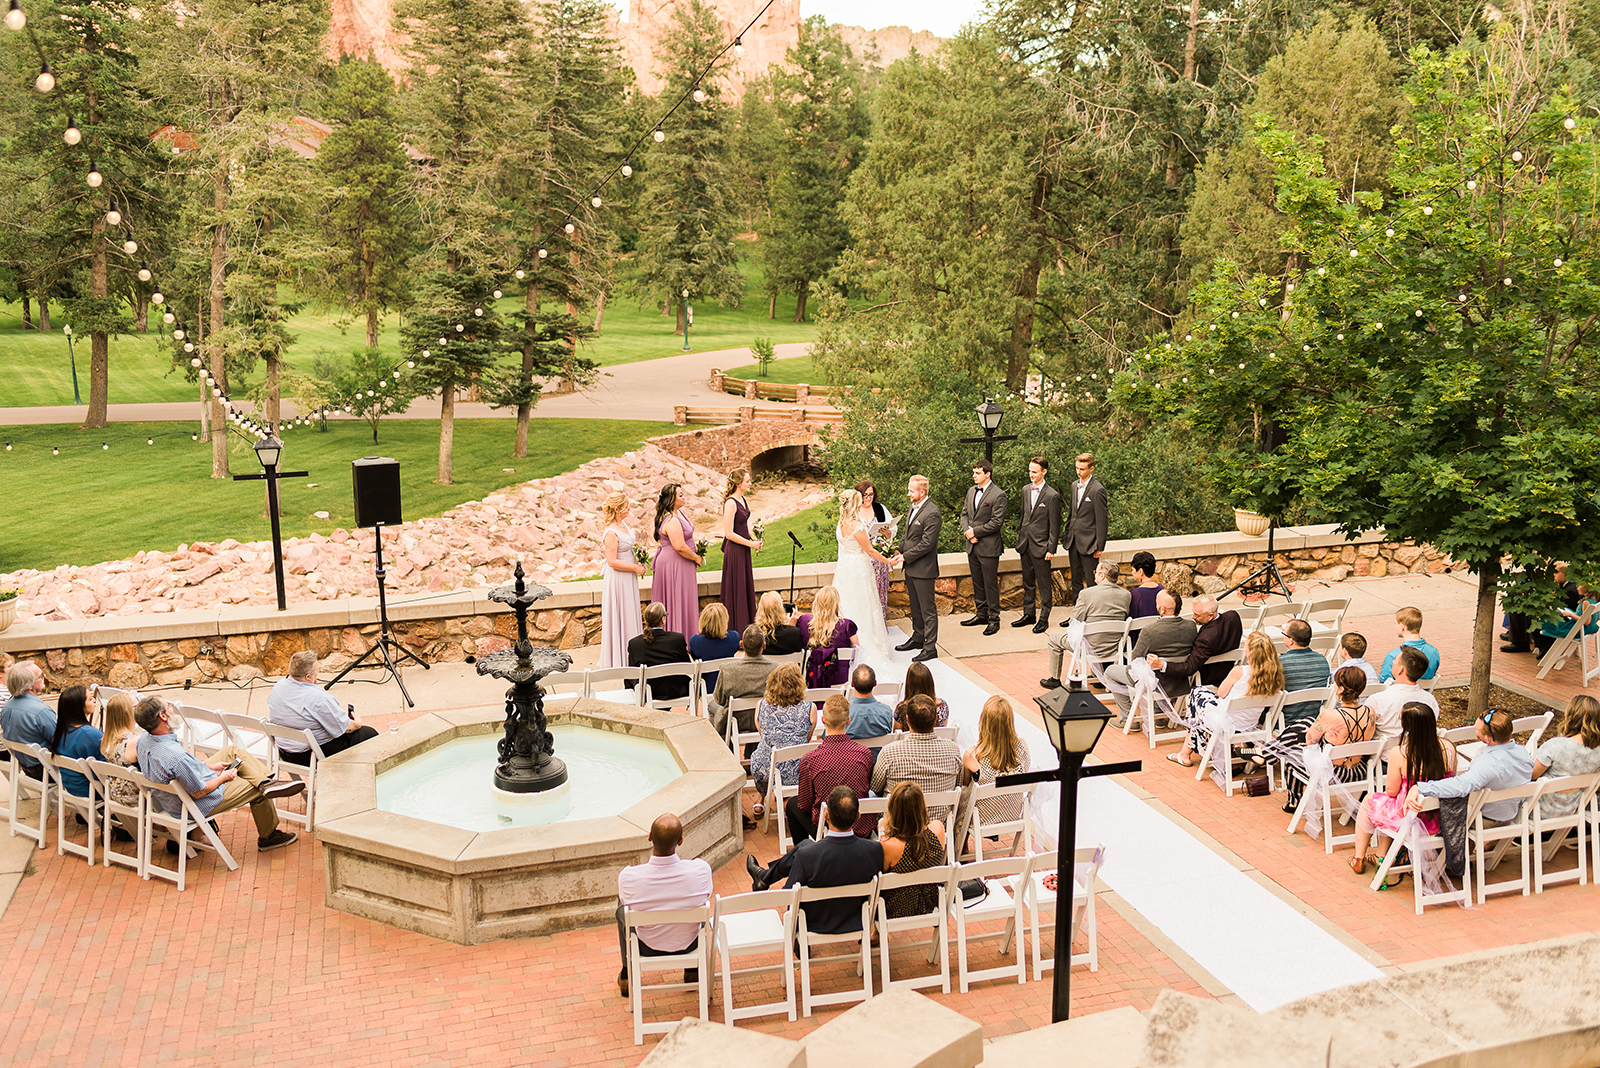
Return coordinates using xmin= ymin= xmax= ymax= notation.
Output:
xmin=787 ymin=531 xmax=804 ymax=611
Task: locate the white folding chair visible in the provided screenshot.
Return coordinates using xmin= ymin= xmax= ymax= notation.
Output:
xmin=1536 ymin=603 xmax=1600 ymax=684
xmin=1469 ymin=781 xmax=1543 ymax=903
xmin=694 ymin=658 xmax=742 ymax=716
xmin=947 ymin=855 xmax=1031 ymax=992
xmin=771 ymin=742 xmax=821 ymax=852
xmin=1123 ymin=669 xmax=1188 ymax=749
xmin=4 ymin=740 xmax=53 ymax=849
xmin=965 ymin=782 xmax=1035 ymax=861
xmin=1532 ymin=772 xmax=1600 ymax=892
xmin=538 ymin=669 xmax=587 ymax=707
xmin=176 ymin=703 xmax=237 ymax=758
xmin=1012 ymin=847 xmax=1102 ymax=980
xmin=1193 ymin=693 xmax=1284 ymax=795
xmin=874 ymin=682 xmax=903 ymax=704
xmin=725 ymin=697 xmax=763 ymax=802
xmin=1066 ymin=619 xmax=1131 ymax=685
xmin=226 ymin=714 xmax=325 ymax=831
xmin=713 ymin=886 xmax=800 ymax=1024
xmin=1254 ymin=601 xmax=1310 ymax=638
xmin=1369 ymin=797 xmax=1472 ymax=913
xmin=855 ymin=733 xmax=902 ymax=757
xmin=932 ymin=725 xmax=959 ymax=743
xmin=821 ymin=796 xmax=889 ymax=840
xmin=1231 ymin=603 xmax=1267 ymax=632
xmin=796 ymin=878 xmax=878 ymax=1016
xmin=85 ymin=758 xmax=145 ymax=875
xmin=624 ymin=903 xmax=711 ymax=1044
xmin=587 ymin=666 xmax=644 ymax=703
xmin=640 ymin=662 xmax=699 ymax=712
xmin=41 ymin=751 xmax=102 ymax=866
xmin=1308 ymin=634 xmax=1340 ymax=659
xmin=140 ymin=774 xmax=239 ymax=891
xmin=1303 ymin=597 xmax=1351 ymax=641
xmin=874 ymin=865 xmax=952 ymax=993
xmin=1451 ymin=712 xmax=1553 ymax=765
xmin=1258 ymin=686 xmax=1336 ymax=784
xmin=1285 ymin=738 xmax=1384 ymax=853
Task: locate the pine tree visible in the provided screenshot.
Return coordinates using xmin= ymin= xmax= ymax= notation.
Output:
xmin=400 ymin=271 xmax=511 ymax=483
xmin=631 ymin=0 xmax=744 ymax=333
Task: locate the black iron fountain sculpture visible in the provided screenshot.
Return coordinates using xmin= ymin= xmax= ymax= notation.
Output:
xmin=476 ymin=562 xmax=574 ymax=793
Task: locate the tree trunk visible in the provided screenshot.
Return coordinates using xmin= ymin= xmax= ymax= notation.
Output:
xmin=438 ymin=379 xmax=456 ymax=483
xmin=676 ymin=299 xmax=687 ymax=335
xmin=792 ymin=285 xmax=808 ymax=323
xmin=768 ymin=292 xmax=776 ymax=320
xmin=19 ymin=291 xmax=30 ymax=330
xmin=363 ymin=236 xmax=379 ymax=349
xmin=366 ymin=308 xmax=379 ymax=351
xmin=1471 ymin=560 xmax=1500 ymax=716
xmin=83 ymin=223 xmax=110 ymax=429
xmin=208 ymin=168 xmax=230 ymax=478
xmin=135 ymin=293 xmax=148 ymax=333
xmin=38 ymin=298 xmax=50 ymax=333
xmin=1005 ymin=170 xmax=1051 ymax=394
xmin=265 ymin=353 xmax=281 ymax=429
xmin=592 ymin=288 xmax=607 ymax=333
xmin=515 ymin=279 xmax=542 ymax=458
xmin=1167 ymin=0 xmax=1203 ymax=189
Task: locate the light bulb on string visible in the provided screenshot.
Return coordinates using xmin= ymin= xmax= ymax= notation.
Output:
xmin=591 ymin=195 xmax=602 ymax=208
xmin=101 ymin=442 xmax=108 ymax=451
xmin=146 ymin=437 xmax=153 ymax=446
xmin=492 ymin=289 xmax=502 ymax=299
xmin=162 ymin=312 xmax=174 ymax=324
xmin=173 ymin=328 xmax=184 ymax=340
xmin=621 ymin=162 xmax=633 ymax=178
xmin=406 ymin=360 xmax=415 ymax=369
xmin=151 ymin=292 xmax=164 ymax=305
xmin=212 ymin=387 xmax=220 ymax=397
xmin=5 ymin=2 xmax=26 ymax=31
xmin=4 ymin=443 xmax=10 ymax=451
xmin=564 ymin=221 xmax=576 ymax=235
xmin=123 ymin=240 xmax=137 ymax=255
xmin=35 ymin=63 xmax=54 ymax=93
xmin=191 ymin=433 xmax=197 ymax=441
xmin=454 ymin=323 xmax=464 ymax=332
xmin=106 ymin=202 xmax=122 ymax=226
xmin=1512 ymin=150 xmax=1523 ymax=162
xmin=1466 ymin=180 xmax=1476 ymax=191
xmin=537 ymin=247 xmax=548 ymax=258
xmin=1565 ymin=117 xmax=1577 ymax=131
xmin=190 ymin=357 xmax=201 ymax=368
xmin=474 ymin=307 xmax=483 ymax=316
xmin=421 ymin=349 xmax=430 ymax=358
xmin=63 ymin=117 xmax=80 ymax=145
xmin=183 ymin=342 xmax=193 ymax=353
xmin=734 ymin=35 xmax=743 ymax=57
xmin=86 ymin=164 xmax=102 ymax=188
xmin=138 ymin=264 xmax=151 ymax=282
xmin=653 ymin=126 xmax=665 ymax=142
xmin=692 ymin=84 xmax=706 ymax=103
xmin=515 ymin=269 xmax=525 ymax=280
xmin=52 ymin=447 xmax=59 ymax=455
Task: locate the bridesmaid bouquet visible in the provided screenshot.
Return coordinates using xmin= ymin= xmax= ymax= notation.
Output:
xmin=694 ymin=538 xmax=710 ymax=559
xmin=633 ymin=545 xmax=651 ymax=570
xmin=751 ymin=517 xmax=765 ymax=539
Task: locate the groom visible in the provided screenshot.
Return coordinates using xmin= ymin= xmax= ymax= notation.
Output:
xmin=893 ymin=474 xmax=942 ymax=663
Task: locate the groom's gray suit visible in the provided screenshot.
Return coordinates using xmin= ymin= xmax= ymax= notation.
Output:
xmin=898 ymin=496 xmax=942 ymax=654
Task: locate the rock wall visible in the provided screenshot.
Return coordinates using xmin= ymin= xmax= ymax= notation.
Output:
xmin=832 ymin=23 xmax=944 ymax=68
xmin=615 ymin=0 xmax=802 ymax=98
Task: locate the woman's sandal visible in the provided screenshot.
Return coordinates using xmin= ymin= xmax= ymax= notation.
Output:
xmin=1166 ymin=753 xmax=1196 ymax=768
xmin=1348 ymin=853 xmax=1369 ymax=876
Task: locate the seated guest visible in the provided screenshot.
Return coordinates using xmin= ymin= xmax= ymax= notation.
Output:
xmin=1349 ymin=702 xmax=1456 ymax=876
xmin=688 ymin=603 xmax=741 ymax=693
xmin=798 ymin=586 xmax=857 ymax=688
xmin=1367 ymin=646 xmax=1438 ymax=746
xmin=1169 ymin=631 xmax=1282 ymax=768
xmin=99 ymin=692 xmax=144 ymax=820
xmin=708 ymin=624 xmax=777 ymax=737
xmin=2 ymin=661 xmax=54 ymax=779
xmin=1125 ymin=551 xmax=1165 ymax=643
xmin=1379 ymin=606 xmax=1440 ymax=681
xmin=895 ymin=661 xmax=950 ymax=730
xmin=1268 ymin=619 xmax=1335 ymax=761
xmin=1334 ymin=633 xmax=1380 ymax=686
xmin=1532 ymin=695 xmax=1600 ymax=819
xmin=748 ymin=664 xmax=814 ymax=815
xmin=1409 ymin=708 xmax=1532 ymax=823
xmin=787 ymin=695 xmax=874 ymax=840
xmin=47 ymin=686 xmax=102 ymax=798
xmin=756 ymin=592 xmax=805 ymax=656
xmin=1104 ymin=590 xmax=1196 ymax=717
xmin=134 ymin=697 xmax=302 ymax=853
xmin=265 ymin=651 xmax=379 ymax=763
xmin=845 ymin=665 xmax=893 ymax=740
xmin=1290 ymin=665 xmax=1377 ymax=812
xmin=871 ymin=694 xmax=961 ymax=822
xmin=1504 ymin=565 xmax=1579 ymax=653
xmin=627 ymin=602 xmax=692 ymax=702
xmin=1042 ymin=559 xmax=1130 ymax=689
xmin=962 ymin=696 xmax=1031 ymax=844
xmin=1144 ymin=594 xmax=1244 ymax=691
xmin=615 ymin=812 xmax=713 ymax=998
xmin=748 ymin=784 xmax=883 ymax=937
xmin=879 ymin=781 xmax=948 ymax=918
xmin=1535 ymin=584 xmax=1598 ymax=658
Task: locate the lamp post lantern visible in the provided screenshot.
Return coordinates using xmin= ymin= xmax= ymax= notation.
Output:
xmin=997 ymin=682 xmax=1138 ymax=1022
xmin=958 ymin=397 xmax=1017 ymax=462
xmin=232 ymin=434 xmax=308 ymax=611
xmin=63 ymin=325 xmax=81 ymax=404
xmin=681 ymin=287 xmax=692 ymax=351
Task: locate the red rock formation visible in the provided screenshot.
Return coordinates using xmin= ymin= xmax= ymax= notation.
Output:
xmin=325 ymin=0 xmax=409 ymax=74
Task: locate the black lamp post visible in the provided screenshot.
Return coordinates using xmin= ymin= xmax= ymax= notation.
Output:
xmin=63 ymin=325 xmax=81 ymax=404
xmin=997 ymin=682 xmax=1139 ymax=1023
xmin=232 ymin=433 xmax=308 ymax=611
xmin=681 ymin=287 xmax=692 ymax=352
xmin=958 ymin=397 xmax=1017 ymax=461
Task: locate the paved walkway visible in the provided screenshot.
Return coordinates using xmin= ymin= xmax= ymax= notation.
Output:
xmin=0 ymin=343 xmax=818 ymax=427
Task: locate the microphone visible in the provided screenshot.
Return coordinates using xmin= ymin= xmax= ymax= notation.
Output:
xmin=788 ymin=531 xmax=804 ymax=549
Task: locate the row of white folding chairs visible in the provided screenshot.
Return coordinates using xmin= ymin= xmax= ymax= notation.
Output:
xmin=623 ymin=846 xmax=1101 ymax=1042
xmin=542 ymin=651 xmax=812 ymax=715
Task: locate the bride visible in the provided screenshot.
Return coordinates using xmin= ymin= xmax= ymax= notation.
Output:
xmin=834 ymin=488 xmax=897 ymax=670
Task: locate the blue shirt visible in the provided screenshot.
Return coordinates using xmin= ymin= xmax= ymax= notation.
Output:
xmin=688 ymin=632 xmax=741 ymax=691
xmin=1280 ymin=646 xmax=1333 ymax=726
xmin=1341 ymin=657 xmax=1380 ymax=687
xmin=266 ymin=676 xmax=350 ymax=752
xmin=1418 ymin=741 xmax=1534 ymax=822
xmin=846 ymin=695 xmax=893 ymax=740
xmin=137 ymin=731 xmax=223 ymax=818
xmin=1379 ymin=638 xmax=1440 ymax=682
xmin=56 ymin=724 xmax=104 ymax=796
xmin=1 ymin=692 xmax=56 ymax=767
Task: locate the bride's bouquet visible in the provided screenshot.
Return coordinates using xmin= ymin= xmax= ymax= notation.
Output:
xmin=870 ymin=528 xmax=895 ymax=557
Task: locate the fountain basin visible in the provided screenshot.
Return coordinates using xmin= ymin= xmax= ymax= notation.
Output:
xmin=314 ymin=697 xmax=744 ymax=945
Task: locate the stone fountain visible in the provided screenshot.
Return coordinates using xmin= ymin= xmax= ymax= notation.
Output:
xmin=476 ymin=562 xmax=571 ymax=794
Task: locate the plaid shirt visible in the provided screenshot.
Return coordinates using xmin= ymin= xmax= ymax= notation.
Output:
xmin=797 ymin=734 xmax=875 ymax=836
xmin=870 ymin=732 xmax=962 ymax=821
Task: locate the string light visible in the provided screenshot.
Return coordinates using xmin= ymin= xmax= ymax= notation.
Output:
xmin=564 ymin=221 xmax=576 ymax=235
xmin=35 ymin=63 xmax=54 ymax=93
xmin=537 ymin=247 xmax=548 ymax=258
xmin=86 ymin=164 xmax=102 ymax=188
xmin=151 ymin=291 xmax=164 ymax=304
xmin=162 ymin=312 xmax=174 ymax=324
xmin=692 ymin=84 xmax=706 ymax=103
xmin=138 ymin=264 xmax=150 ymax=281
xmin=492 ymin=289 xmax=502 ymax=299
xmin=105 ymin=201 xmax=121 ymax=226
xmin=1512 ymin=150 xmax=1523 ymax=162
xmin=591 ymin=195 xmax=602 ymax=208
xmin=1565 ymin=117 xmax=1577 ymax=131
xmin=621 ymin=162 xmax=633 ymax=178
xmin=123 ymin=240 xmax=137 ymax=254
xmin=734 ymin=35 xmax=743 ymax=57
xmin=63 ymin=117 xmax=79 ymax=145
xmin=6 ymin=1 xmax=26 ymax=31
xmin=653 ymin=126 xmax=665 ymax=142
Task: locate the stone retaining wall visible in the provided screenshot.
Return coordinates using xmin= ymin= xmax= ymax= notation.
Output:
xmin=0 ymin=524 xmax=1454 ymax=692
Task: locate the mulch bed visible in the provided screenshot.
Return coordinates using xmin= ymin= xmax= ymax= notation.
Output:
xmin=1432 ymin=683 xmax=1557 ymax=732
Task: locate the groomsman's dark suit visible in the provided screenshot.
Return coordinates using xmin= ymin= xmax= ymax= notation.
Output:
xmin=960 ymin=473 xmax=1008 ymax=633
xmin=896 ymin=488 xmax=943 ymax=662
xmin=1014 ymin=473 xmax=1063 ymax=631
xmin=1065 ymin=466 xmax=1109 ymax=604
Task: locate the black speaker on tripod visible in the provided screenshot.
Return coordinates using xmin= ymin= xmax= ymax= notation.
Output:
xmin=325 ymin=456 xmax=430 ymax=705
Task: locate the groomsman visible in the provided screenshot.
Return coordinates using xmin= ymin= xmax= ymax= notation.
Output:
xmin=1013 ymin=456 xmax=1062 ymax=634
xmin=960 ymin=459 xmax=1008 ymax=636
xmin=1065 ymin=452 xmax=1109 ymax=606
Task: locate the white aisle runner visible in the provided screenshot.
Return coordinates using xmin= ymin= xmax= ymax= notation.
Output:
xmin=867 ymin=627 xmax=1383 ymax=1012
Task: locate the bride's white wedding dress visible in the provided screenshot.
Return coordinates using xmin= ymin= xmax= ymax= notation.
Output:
xmin=834 ymin=523 xmax=896 ymax=671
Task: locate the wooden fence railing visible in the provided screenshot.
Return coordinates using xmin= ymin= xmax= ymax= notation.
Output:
xmin=673 ymin=405 xmax=844 ymax=426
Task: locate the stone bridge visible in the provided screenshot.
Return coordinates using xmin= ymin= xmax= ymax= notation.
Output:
xmin=652 ymin=414 xmax=832 ymax=475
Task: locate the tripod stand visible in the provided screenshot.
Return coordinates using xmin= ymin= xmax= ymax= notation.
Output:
xmin=325 ymin=523 xmax=430 ymax=706
xmin=1221 ymin=518 xmax=1295 ymax=602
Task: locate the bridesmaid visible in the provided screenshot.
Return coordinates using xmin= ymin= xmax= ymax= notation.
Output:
xmin=652 ymin=483 xmax=704 ymax=635
xmin=599 ymin=491 xmax=646 ymax=669
xmin=720 ymin=468 xmax=762 ymax=632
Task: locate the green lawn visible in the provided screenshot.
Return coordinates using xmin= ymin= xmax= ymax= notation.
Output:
xmin=0 ymin=418 xmax=677 ymax=573
xmin=721 ymin=353 xmax=821 ymax=384
xmin=696 ymin=497 xmax=839 ymax=577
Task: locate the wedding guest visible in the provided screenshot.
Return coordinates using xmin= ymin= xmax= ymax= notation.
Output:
xmin=2 ymin=661 xmax=53 ymax=779
xmin=896 ymin=661 xmax=950 ymax=730
xmin=48 ymin=686 xmax=103 ymax=798
xmin=720 ymin=468 xmax=762 ymax=633
xmin=627 ymin=602 xmax=692 ymax=703
xmin=749 ymin=664 xmax=814 ymax=813
xmin=652 ymin=483 xmax=704 ymax=636
xmin=1535 ymin=585 xmax=1598 ymax=658
xmin=855 ymin=479 xmax=893 ymax=610
xmin=1168 ymin=630 xmax=1281 ymax=768
xmin=689 ymin=603 xmax=741 ymax=694
xmin=1335 ymin=633 xmax=1380 ymax=686
xmin=1125 ymin=551 xmax=1164 ymax=643
xmin=708 ymin=625 xmax=777 ymax=739
xmin=1531 ymin=695 xmax=1600 ymax=819
xmin=1290 ymin=665 xmax=1376 ymax=812
xmin=798 ymin=586 xmax=858 ymax=689
xmin=871 ymin=695 xmax=961 ymax=822
xmin=600 ymin=491 xmax=647 ymax=669
xmin=99 ymin=692 xmax=143 ymax=815
xmin=1349 ymin=702 xmax=1456 ymax=876
xmin=878 ymin=781 xmax=947 ymax=918
xmin=962 ymin=696 xmax=1031 ymax=840
xmin=757 ymin=592 xmax=805 ymax=656
xmin=1378 ymin=607 xmax=1441 ymax=681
